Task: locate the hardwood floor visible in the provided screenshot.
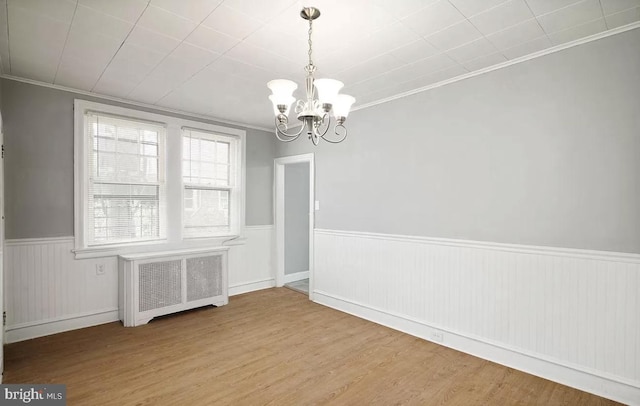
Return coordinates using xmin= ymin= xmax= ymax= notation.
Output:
xmin=4 ymin=288 xmax=619 ymax=405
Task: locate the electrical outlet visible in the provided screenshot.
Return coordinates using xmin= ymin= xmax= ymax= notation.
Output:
xmin=96 ymin=264 xmax=106 ymax=276
xmin=430 ymin=330 xmax=444 ymax=343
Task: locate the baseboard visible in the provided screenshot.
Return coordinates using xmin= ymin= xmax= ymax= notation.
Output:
xmin=229 ymin=278 xmax=275 ymax=296
xmin=283 ymin=271 xmax=309 ymax=284
xmin=313 ymin=290 xmax=640 ymax=406
xmin=5 ymin=309 xmax=119 ymax=344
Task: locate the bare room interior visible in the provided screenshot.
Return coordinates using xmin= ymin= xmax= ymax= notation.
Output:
xmin=0 ymin=0 xmax=638 ymax=404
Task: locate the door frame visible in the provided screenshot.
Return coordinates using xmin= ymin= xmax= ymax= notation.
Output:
xmin=274 ymin=153 xmax=315 ymax=299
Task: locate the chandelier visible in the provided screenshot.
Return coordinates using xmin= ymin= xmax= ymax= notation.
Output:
xmin=267 ymin=7 xmax=355 ymax=145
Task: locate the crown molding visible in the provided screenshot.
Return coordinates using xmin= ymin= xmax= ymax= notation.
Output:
xmin=353 ymin=22 xmax=640 ymax=112
xmin=0 ymin=74 xmax=273 ymax=133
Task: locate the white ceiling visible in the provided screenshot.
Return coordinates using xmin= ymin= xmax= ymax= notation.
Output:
xmin=0 ymin=0 xmax=638 ymax=128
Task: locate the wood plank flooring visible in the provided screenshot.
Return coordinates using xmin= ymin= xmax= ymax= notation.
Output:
xmin=4 ymin=288 xmax=620 ymax=405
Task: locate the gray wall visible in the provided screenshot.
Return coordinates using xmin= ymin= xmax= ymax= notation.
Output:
xmin=1 ymin=79 xmax=276 ymax=239
xmin=284 ymin=162 xmax=310 ymax=275
xmin=278 ymin=29 xmax=640 ymax=254
xmin=245 ymin=127 xmax=276 ymax=226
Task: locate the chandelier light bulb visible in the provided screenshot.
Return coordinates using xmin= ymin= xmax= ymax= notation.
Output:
xmin=313 ymin=78 xmax=344 ymax=108
xmin=267 ymin=79 xmax=297 ymax=107
xmin=332 ymin=94 xmax=356 ymax=119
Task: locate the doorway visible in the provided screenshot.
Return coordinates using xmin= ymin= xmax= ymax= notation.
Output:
xmin=274 ymin=154 xmax=314 ymax=299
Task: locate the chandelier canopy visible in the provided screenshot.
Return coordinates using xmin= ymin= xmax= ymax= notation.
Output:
xmin=267 ymin=7 xmax=355 ymax=145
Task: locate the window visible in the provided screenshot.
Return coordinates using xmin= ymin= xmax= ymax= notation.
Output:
xmin=182 ymin=128 xmax=239 ymax=238
xmin=74 ymin=100 xmax=245 ymax=257
xmin=86 ymin=112 xmax=166 ymax=246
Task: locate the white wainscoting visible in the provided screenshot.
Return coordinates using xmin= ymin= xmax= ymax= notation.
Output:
xmin=228 ymin=226 xmax=275 ymax=295
xmin=313 ymin=229 xmax=640 ymax=405
xmin=3 ymin=226 xmax=274 ymax=343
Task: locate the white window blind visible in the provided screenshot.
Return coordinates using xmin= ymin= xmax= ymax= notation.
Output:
xmin=182 ymin=128 xmax=238 ymax=238
xmin=86 ymin=112 xmax=166 ymax=246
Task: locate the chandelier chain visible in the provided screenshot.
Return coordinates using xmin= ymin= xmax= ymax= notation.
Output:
xmin=307 ymin=18 xmax=314 ymax=69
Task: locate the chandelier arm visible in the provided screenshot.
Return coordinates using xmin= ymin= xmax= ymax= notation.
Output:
xmin=274 ymin=118 xmax=305 ymax=142
xmin=310 ymin=113 xmax=329 ymax=138
xmin=309 ymin=130 xmax=319 ymax=146
xmin=320 ymin=123 xmax=348 ymax=144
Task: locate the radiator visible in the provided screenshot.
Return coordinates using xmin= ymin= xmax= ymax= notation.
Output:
xmin=118 ymin=247 xmax=229 ymax=327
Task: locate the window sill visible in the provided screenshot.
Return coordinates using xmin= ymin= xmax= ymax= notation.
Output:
xmin=73 ymin=235 xmax=244 ymax=259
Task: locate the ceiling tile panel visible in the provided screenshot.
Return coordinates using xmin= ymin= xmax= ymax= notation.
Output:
xmin=537 ymin=0 xmax=604 ymax=33
xmin=176 ymin=70 xmax=234 ymax=96
xmin=425 ymin=20 xmax=483 ymax=50
xmin=401 ymin=0 xmax=466 ymax=37
xmin=56 ymin=55 xmax=104 ymax=90
xmin=92 ymin=76 xmax=138 ymax=98
xmin=125 ymin=26 xmax=181 ymax=55
xmin=169 ymin=42 xmax=219 ymax=66
xmin=224 ymin=42 xmax=298 ymax=76
xmin=201 ymin=4 xmax=263 ymax=39
xmin=389 ymin=39 xmax=440 ymax=64
xmin=446 ymin=37 xmax=500 ymax=63
xmin=70 ymin=4 xmax=134 ymax=39
xmin=605 ymin=6 xmax=640 ymax=28
xmin=78 ymin=0 xmax=148 ymax=23
xmin=370 ymin=0 xmax=439 ymax=20
xmin=387 ymin=53 xmax=458 ymax=81
xmin=314 ymin=48 xmax=362 ymax=76
xmin=9 ymin=36 xmax=61 ymax=68
xmin=8 ymin=6 xmax=70 ymax=78
xmin=448 ymin=0 xmax=511 ymax=17
xmin=61 ymin=30 xmax=123 ymax=68
xmin=470 ymin=0 xmax=535 ymax=35
xmin=334 ymin=54 xmax=404 ymax=85
xmin=128 ymin=75 xmax=177 ymax=104
xmin=137 ymin=5 xmax=198 ymax=41
xmin=486 ymin=18 xmax=546 ymax=49
xmin=548 ymin=18 xmax=607 ymax=44
xmin=335 ymin=22 xmax=422 ymax=69
xmin=222 ymin=0 xmax=296 ymax=22
xmin=243 ymin=26 xmax=306 ymax=61
xmin=502 ymin=35 xmax=552 ymax=59
xmin=366 ymin=22 xmax=423 ymax=55
xmin=7 ymin=0 xmax=77 ymax=24
xmin=381 ymin=65 xmax=468 ymax=97
xmin=524 ymin=0 xmax=584 ymax=16
xmin=185 ymin=25 xmax=241 ymax=54
xmin=151 ymin=0 xmax=223 ymax=22
xmin=10 ymin=56 xmax=57 ymax=82
xmin=600 ymin=0 xmax=640 ymax=15
xmin=99 ymin=43 xmax=165 ymax=85
xmin=206 ymin=56 xmax=273 ymax=85
xmin=462 ymin=52 xmax=508 ymax=70
xmin=264 ymin=2 xmax=308 ymax=36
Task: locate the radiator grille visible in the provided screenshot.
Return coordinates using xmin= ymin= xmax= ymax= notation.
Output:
xmin=186 ymin=255 xmax=222 ymax=302
xmin=138 ymin=260 xmax=182 ymax=312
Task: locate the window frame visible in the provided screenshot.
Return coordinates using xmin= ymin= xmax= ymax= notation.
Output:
xmin=181 ymin=128 xmax=240 ymax=239
xmin=74 ymin=100 xmax=246 ymax=259
xmin=85 ymin=111 xmax=167 ymax=246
